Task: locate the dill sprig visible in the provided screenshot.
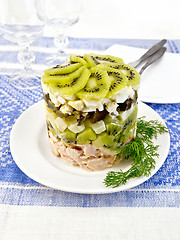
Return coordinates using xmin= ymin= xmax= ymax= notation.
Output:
xmin=104 ymin=117 xmax=168 ymax=188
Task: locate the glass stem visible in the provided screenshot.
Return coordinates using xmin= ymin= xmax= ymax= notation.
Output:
xmin=17 ymin=43 xmax=35 ymax=71
xmin=54 ymin=29 xmax=69 ymax=55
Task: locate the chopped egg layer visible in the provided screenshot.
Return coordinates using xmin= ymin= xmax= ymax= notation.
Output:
xmin=42 ymin=83 xmax=137 ymax=116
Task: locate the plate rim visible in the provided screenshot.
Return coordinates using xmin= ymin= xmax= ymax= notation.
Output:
xmin=10 ymin=100 xmax=170 ymax=194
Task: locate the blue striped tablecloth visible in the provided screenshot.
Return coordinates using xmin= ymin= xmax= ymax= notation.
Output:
xmin=0 ymin=37 xmax=180 ymax=239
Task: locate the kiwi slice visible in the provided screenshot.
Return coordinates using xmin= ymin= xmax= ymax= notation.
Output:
xmin=110 ymin=64 xmax=140 ymax=86
xmin=42 ymin=66 xmax=85 ymax=84
xmin=93 ymin=132 xmax=116 ymax=153
xmin=104 ymin=66 xmax=128 ymax=98
xmin=83 ymin=53 xmax=124 ymax=68
xmin=44 ymin=62 xmax=81 ymax=76
xmin=77 ymin=128 xmax=96 ymax=145
xmin=83 ymin=54 xmax=99 ymax=68
xmin=47 ymin=122 xmax=57 ymax=137
xmin=76 ymin=66 xmax=110 ymax=100
xmin=106 ymin=122 xmax=122 ymax=137
xmin=115 ymin=109 xmax=137 ymax=143
xmin=70 ymin=53 xmax=87 ymax=65
xmin=93 ymin=132 xmax=113 ymax=147
xmin=50 ymin=67 xmax=91 ymax=96
xmin=60 ymin=129 xmax=77 ymax=144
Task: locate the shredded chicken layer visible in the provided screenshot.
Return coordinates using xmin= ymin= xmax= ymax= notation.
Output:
xmin=48 ymin=131 xmax=119 ymax=171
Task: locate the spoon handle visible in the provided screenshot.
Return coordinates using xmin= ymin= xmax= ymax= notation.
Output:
xmin=129 ymin=39 xmax=167 ymax=68
xmin=139 ymin=47 xmax=166 ymax=75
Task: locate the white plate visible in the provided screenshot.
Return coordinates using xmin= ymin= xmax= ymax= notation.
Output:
xmin=10 ymin=100 xmax=170 ymax=194
xmin=104 ymin=44 xmax=180 ymax=104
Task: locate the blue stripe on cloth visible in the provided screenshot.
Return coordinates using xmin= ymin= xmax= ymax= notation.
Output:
xmin=0 ymin=50 xmax=55 ymax=65
xmin=0 ymin=38 xmax=178 ymax=67
xmin=0 ymin=37 xmax=180 ymax=207
xmin=0 ymin=187 xmax=180 ymax=207
xmin=0 ymin=37 xmax=179 ymax=52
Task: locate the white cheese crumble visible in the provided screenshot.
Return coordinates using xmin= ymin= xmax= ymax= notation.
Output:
xmin=54 ymin=117 xmax=67 ymax=132
xmin=112 ymin=86 xmax=135 ymax=103
xmin=68 ymin=124 xmax=85 ymax=133
xmin=91 ymin=120 xmax=106 ymax=134
xmin=60 ymin=104 xmax=73 ymax=114
xmin=82 ymin=99 xmax=105 ymax=112
xmin=68 ymin=100 xmax=84 ymax=111
xmin=42 ymin=83 xmax=49 ymax=94
xmin=63 ymin=94 xmax=76 ymax=100
xmin=106 ymin=102 xmax=119 ymax=115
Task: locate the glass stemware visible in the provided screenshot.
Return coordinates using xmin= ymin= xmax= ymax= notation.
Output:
xmin=0 ymin=0 xmax=44 ymax=89
xmin=36 ymin=0 xmax=82 ymax=66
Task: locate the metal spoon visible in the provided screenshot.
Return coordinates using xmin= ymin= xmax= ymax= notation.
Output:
xmin=139 ymin=47 xmax=166 ymax=75
xmin=129 ymin=39 xmax=167 ymax=68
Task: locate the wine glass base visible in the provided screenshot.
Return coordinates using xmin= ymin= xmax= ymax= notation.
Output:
xmin=46 ymin=52 xmax=69 ymax=67
xmin=9 ymin=69 xmax=41 ymax=90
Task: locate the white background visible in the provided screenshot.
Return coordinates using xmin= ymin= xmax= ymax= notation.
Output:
xmin=62 ymin=0 xmax=180 ymax=39
xmin=0 ymin=0 xmax=179 ymax=39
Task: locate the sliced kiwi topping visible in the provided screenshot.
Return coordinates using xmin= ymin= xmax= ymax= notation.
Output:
xmin=42 ymin=65 xmax=86 ymax=84
xmin=70 ymin=53 xmax=87 ymax=65
xmin=83 ymin=53 xmax=124 ymax=68
xmin=42 ymin=53 xmax=140 ymax=99
xmin=104 ymin=66 xmax=128 ymax=98
xmin=83 ymin=54 xmax=99 ymax=68
xmin=50 ymin=67 xmax=91 ymax=96
xmin=76 ymin=66 xmax=110 ymax=99
xmin=109 ymin=64 xmax=140 ymax=86
xmin=44 ymin=62 xmax=81 ymax=76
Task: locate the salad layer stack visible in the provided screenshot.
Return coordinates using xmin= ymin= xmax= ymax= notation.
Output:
xmin=41 ymin=53 xmax=140 ymax=171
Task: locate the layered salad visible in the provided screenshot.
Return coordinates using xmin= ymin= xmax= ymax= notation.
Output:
xmin=41 ymin=53 xmax=140 ymax=171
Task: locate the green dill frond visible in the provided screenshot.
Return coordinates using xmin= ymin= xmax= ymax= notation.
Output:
xmin=103 ymin=117 xmax=168 ymax=188
xmin=137 ymin=117 xmax=168 ymax=141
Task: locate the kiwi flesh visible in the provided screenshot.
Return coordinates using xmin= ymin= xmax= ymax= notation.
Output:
xmin=106 ymin=122 xmax=122 ymax=137
xmin=109 ymin=64 xmax=140 ymax=86
xmin=77 ymin=128 xmax=97 ymax=145
xmin=42 ymin=65 xmax=86 ymax=84
xmin=83 ymin=54 xmax=99 ymax=68
xmin=76 ymin=66 xmax=110 ymax=100
xmin=83 ymin=54 xmax=124 ymax=68
xmin=50 ymin=67 xmax=91 ymax=96
xmin=70 ymin=53 xmax=87 ymax=65
xmin=103 ymin=66 xmax=128 ymax=98
xmin=44 ymin=62 xmax=81 ymax=76
xmin=93 ymin=132 xmax=114 ymax=149
xmin=60 ymin=129 xmax=77 ymax=144
xmin=115 ymin=108 xmax=137 ymax=144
